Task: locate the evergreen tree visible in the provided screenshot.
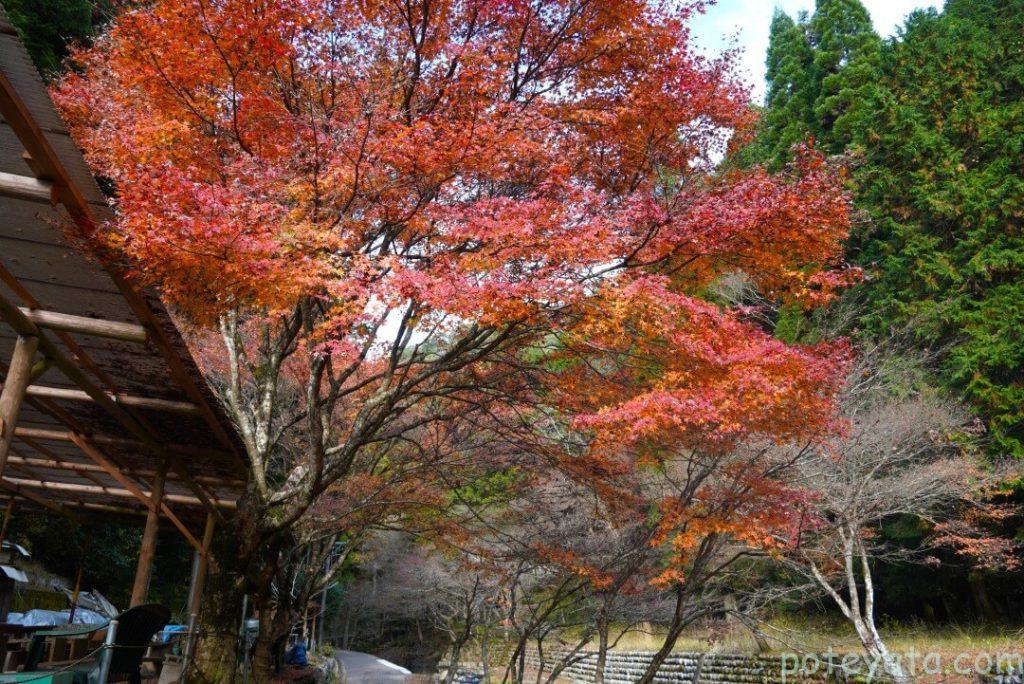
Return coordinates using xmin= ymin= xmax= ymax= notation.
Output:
xmin=748 ymin=0 xmax=1023 ymax=455
xmin=850 ymin=0 xmax=1024 ymax=455
xmin=808 ymin=0 xmax=882 ymax=152
xmin=2 ymin=0 xmax=110 ymax=78
xmin=757 ymin=10 xmax=816 ymax=170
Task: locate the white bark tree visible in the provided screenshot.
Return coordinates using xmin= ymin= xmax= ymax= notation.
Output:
xmin=779 ymin=347 xmax=984 ymax=683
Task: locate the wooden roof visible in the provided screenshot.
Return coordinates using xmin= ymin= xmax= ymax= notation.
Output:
xmin=0 ymin=9 xmax=245 ymax=538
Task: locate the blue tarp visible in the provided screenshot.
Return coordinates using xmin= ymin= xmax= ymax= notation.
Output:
xmin=158 ymin=624 xmax=187 ymax=643
xmin=6 ymin=608 xmax=107 ymax=626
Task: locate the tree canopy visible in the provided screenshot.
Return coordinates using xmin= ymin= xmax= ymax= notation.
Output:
xmin=53 ymin=0 xmax=855 ymax=675
xmin=750 ymin=0 xmax=1024 ymax=456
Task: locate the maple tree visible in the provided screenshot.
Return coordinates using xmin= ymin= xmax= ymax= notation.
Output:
xmin=54 ymin=0 xmax=854 ymax=677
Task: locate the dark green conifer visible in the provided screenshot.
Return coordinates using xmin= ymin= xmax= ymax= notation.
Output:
xmin=758 ymin=10 xmax=816 ymax=169
xmin=808 ymin=0 xmax=882 ymax=151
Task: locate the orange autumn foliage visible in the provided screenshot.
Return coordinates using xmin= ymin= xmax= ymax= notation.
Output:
xmin=54 ymin=0 xmax=854 ymax=592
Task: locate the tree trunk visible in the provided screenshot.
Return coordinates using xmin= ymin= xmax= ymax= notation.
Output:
xmin=445 ymin=643 xmax=463 ymax=684
xmin=189 ymin=528 xmax=248 ymax=684
xmin=635 ymin=587 xmax=689 ymax=684
xmin=968 ymin=572 xmax=997 ymax=621
xmin=594 ymin=610 xmax=609 ymax=684
xmin=188 ymin=494 xmax=296 ymax=684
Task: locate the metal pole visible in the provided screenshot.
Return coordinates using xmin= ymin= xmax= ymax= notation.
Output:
xmin=181 ymin=612 xmax=197 ymax=675
xmin=240 ymin=594 xmax=250 ymax=684
xmin=182 ymin=513 xmax=216 ymax=676
xmin=188 ymin=513 xmax=216 ymax=616
xmin=97 ymin=619 xmax=118 ymax=684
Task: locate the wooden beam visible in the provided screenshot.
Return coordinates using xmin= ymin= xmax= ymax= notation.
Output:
xmin=0 ymin=478 xmax=75 ymax=519
xmin=115 ymin=291 xmax=246 ymax=469
xmin=0 ymin=265 xmax=139 ymax=405
xmin=0 ymin=171 xmax=52 ymax=202
xmin=0 ymin=475 xmax=235 ymax=510
xmin=0 ymin=335 xmax=39 ymax=474
xmin=13 ymin=426 xmax=233 ymax=462
xmin=4 ymin=454 xmax=244 ymax=488
xmin=0 ymin=292 xmax=230 ymax=519
xmin=17 ymin=308 xmax=148 ymax=343
xmin=6 ymin=383 xmax=201 ymax=415
xmin=130 ymin=458 xmax=167 ymax=607
xmin=0 ymin=494 xmax=162 ymax=519
xmin=69 ymin=434 xmax=222 ymax=549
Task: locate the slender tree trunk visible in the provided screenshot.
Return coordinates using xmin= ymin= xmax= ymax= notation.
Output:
xmin=445 ymin=643 xmax=463 ymax=684
xmin=810 ymin=535 xmax=908 ymax=684
xmin=968 ymin=573 xmax=997 ymax=621
xmin=481 ymin=622 xmax=491 ymax=683
xmin=534 ymin=636 xmax=546 ymax=684
xmin=635 ymin=587 xmax=689 ymax=684
xmin=594 ymin=610 xmax=609 ymax=684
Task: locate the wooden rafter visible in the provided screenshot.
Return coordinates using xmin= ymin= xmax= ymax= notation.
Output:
xmin=0 ymin=478 xmax=76 ymax=519
xmin=0 ymin=69 xmax=245 ymax=470
xmin=4 ymin=453 xmax=244 ymax=489
xmin=0 ymin=171 xmax=52 ymax=202
xmin=0 ymin=291 xmax=229 ymax=520
xmin=70 ymin=434 xmax=206 ymax=549
xmin=18 ymin=308 xmax=148 ymax=343
xmin=5 ymin=383 xmax=201 ymax=415
xmin=14 ymin=426 xmax=233 ymax=463
xmin=1 ymin=475 xmax=233 ymax=512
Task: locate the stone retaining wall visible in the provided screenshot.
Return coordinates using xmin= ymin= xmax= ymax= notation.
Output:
xmin=525 ymin=650 xmax=838 ymax=684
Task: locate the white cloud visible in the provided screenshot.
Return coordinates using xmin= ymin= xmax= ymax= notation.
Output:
xmin=688 ymin=0 xmax=944 ymax=102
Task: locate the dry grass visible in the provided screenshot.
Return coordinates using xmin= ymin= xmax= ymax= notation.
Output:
xmin=456 ymin=619 xmax=1023 ymax=683
xmin=553 ymin=617 xmax=1022 ymax=656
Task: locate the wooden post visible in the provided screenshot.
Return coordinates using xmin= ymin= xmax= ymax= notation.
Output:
xmin=0 ymin=335 xmax=39 ymax=475
xmin=182 ymin=514 xmax=215 ymax=676
xmin=130 ymin=458 xmax=168 ymax=607
xmin=0 ymin=499 xmax=13 ymax=557
xmin=187 ymin=513 xmax=216 ymax=617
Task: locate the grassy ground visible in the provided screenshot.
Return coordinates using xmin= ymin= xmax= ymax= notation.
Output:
xmin=594 ymin=616 xmax=1023 ymax=655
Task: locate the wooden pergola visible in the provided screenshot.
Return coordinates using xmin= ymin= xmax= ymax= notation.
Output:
xmin=0 ymin=9 xmax=246 ymax=614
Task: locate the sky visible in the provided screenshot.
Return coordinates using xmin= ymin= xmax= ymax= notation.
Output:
xmin=689 ymin=0 xmax=944 ymax=102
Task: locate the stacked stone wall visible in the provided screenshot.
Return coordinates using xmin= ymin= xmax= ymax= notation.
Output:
xmin=524 ymin=650 xmax=841 ymax=684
